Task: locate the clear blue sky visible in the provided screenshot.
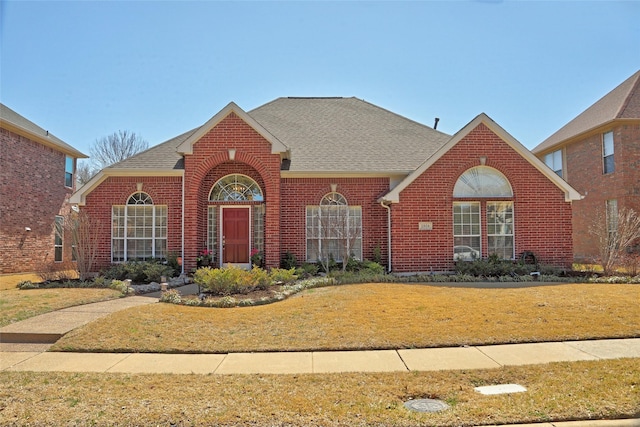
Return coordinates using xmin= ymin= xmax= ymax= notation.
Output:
xmin=1 ymin=1 xmax=638 ymax=155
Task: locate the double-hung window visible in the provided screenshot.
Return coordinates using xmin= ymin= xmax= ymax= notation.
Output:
xmin=453 ymin=166 xmax=515 ymax=260
xmin=306 ymin=192 xmax=362 ymax=263
xmin=603 ymin=131 xmax=614 ymax=174
xmin=65 ymin=156 xmax=74 ymax=188
xmin=112 ymin=192 xmax=167 ymax=262
xmin=54 ymin=215 xmax=64 ymax=262
xmin=544 ymin=149 xmax=563 ymax=178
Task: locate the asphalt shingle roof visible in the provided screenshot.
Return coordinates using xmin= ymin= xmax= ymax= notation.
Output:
xmin=533 ymin=70 xmax=640 ymax=154
xmin=0 ymin=103 xmax=87 ymax=158
xmin=109 ymin=97 xmax=451 ymax=173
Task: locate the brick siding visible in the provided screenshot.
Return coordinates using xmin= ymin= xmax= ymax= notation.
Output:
xmin=0 ymin=128 xmax=76 ymax=274
xmin=391 ymin=124 xmax=574 ymax=272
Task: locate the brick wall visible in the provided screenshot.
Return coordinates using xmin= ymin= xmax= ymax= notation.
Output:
xmin=0 ymin=128 xmax=76 ymax=274
xmin=280 ymin=177 xmax=390 ymax=267
xmin=564 ymin=123 xmax=640 ymax=261
xmin=391 ymin=124 xmax=574 ymax=272
xmin=182 ymin=113 xmax=282 ymax=271
xmin=80 ymin=176 xmax=183 ymax=272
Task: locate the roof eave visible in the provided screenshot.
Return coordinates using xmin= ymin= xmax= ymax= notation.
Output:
xmin=0 ymin=120 xmax=88 ymax=158
xmin=70 ymin=168 xmax=184 ymax=206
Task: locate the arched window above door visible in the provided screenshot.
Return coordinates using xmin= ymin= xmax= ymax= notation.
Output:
xmin=209 ymin=174 xmax=263 ymax=202
xmin=453 ymin=166 xmax=513 ymax=198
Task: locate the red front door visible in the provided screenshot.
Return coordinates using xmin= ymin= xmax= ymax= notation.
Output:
xmin=222 ymin=208 xmax=250 ymax=264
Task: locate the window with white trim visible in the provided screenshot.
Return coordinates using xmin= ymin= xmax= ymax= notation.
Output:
xmin=453 ymin=202 xmax=481 ymax=261
xmin=306 ymin=192 xmax=362 ymax=263
xmin=111 ymin=192 xmax=167 ymax=262
xmin=54 ymin=215 xmax=64 ymax=262
xmin=544 ymin=149 xmax=563 ymax=178
xmin=453 ymin=167 xmax=515 ymax=260
xmin=65 ymin=156 xmax=74 ymax=188
xmin=487 ymin=202 xmax=514 ymax=260
xmin=603 ymin=131 xmax=614 ymax=174
xmin=209 ymin=174 xmax=263 ymax=201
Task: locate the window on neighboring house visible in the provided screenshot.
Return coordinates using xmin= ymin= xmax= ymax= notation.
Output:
xmin=111 ymin=192 xmax=167 ymax=262
xmin=54 ymin=216 xmax=64 ymax=262
xmin=603 ymin=131 xmax=614 ymax=174
xmin=544 ymin=149 xmax=563 ymax=178
xmin=453 ymin=166 xmax=514 ymax=260
xmin=65 ymin=155 xmax=74 ymax=188
xmin=306 ymin=192 xmax=362 ymax=263
xmin=606 ymin=199 xmax=618 ymax=241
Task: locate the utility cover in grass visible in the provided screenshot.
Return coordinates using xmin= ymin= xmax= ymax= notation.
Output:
xmin=474 ymin=384 xmax=527 ymax=395
xmin=404 ymin=399 xmax=449 ymax=413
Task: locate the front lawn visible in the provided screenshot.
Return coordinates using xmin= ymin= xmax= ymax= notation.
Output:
xmin=1 ymin=359 xmax=638 ymax=426
xmin=0 ymin=288 xmax=122 ymax=328
xmin=52 ymin=282 xmax=640 ymax=353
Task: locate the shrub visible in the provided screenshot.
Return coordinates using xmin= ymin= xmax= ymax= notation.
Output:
xmin=281 ymin=251 xmax=298 ymax=269
xmin=269 ymin=267 xmax=298 ymax=284
xmin=109 ymin=279 xmax=134 ymax=296
xmin=194 ymin=265 xmax=273 ymax=296
xmin=160 ymin=289 xmax=182 ymax=304
xmin=296 ymin=263 xmax=319 ymax=278
xmin=102 ymin=260 xmax=174 ymax=283
xmin=17 ymin=280 xmax=38 ymax=289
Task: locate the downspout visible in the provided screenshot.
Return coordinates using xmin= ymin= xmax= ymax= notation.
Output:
xmin=181 ymin=173 xmax=185 ymax=275
xmin=380 ymin=200 xmax=392 ymax=273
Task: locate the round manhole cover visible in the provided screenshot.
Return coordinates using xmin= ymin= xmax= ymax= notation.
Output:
xmin=404 ymin=398 xmax=450 ymax=413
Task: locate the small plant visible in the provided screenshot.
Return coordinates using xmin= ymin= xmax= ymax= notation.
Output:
xmin=109 ymin=280 xmax=134 ymax=296
xmin=296 ymin=263 xmax=319 ymax=278
xmin=281 ymin=251 xmax=298 ymax=269
xmin=17 ymin=280 xmax=38 ymax=289
xmin=269 ymin=267 xmax=297 ymax=284
xmin=196 ymin=249 xmax=212 ymax=267
xmin=250 ymin=249 xmax=263 ymax=268
xmin=160 ymin=288 xmax=182 ymax=304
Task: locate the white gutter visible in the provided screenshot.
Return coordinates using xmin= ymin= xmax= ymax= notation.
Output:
xmin=380 ymin=201 xmax=392 ymax=273
xmin=181 ymin=176 xmax=185 ymax=275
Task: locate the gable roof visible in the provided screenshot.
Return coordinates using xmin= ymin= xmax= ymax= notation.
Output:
xmin=533 ymin=70 xmax=640 ymax=154
xmin=0 ymin=103 xmax=87 ymax=158
xmin=250 ymin=97 xmax=451 ymax=174
xmin=382 ymin=113 xmax=582 ymax=203
xmin=176 ymin=102 xmax=289 ymax=156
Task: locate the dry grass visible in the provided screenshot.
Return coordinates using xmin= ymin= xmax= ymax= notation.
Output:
xmin=53 ymin=283 xmax=640 ymax=353
xmin=1 ymin=359 xmax=638 ymax=426
xmin=0 ymin=288 xmax=122 ymax=327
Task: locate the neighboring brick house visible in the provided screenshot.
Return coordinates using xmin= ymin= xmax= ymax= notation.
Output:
xmin=1 ymin=104 xmax=87 ymax=274
xmin=71 ymin=98 xmax=580 ymax=274
xmin=533 ymin=70 xmax=640 ymax=262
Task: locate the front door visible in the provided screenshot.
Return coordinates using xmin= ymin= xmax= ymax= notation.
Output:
xmin=222 ymin=207 xmax=250 ymax=266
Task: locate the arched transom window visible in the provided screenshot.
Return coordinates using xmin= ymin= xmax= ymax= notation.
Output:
xmin=306 ymin=192 xmax=362 ymax=264
xmin=209 ymin=174 xmax=263 ymax=202
xmin=453 ymin=167 xmax=514 ymax=261
xmin=112 ymin=192 xmax=167 ymax=262
xmin=453 ymin=166 xmax=513 ymax=198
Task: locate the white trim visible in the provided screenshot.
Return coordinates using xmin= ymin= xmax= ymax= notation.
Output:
xmin=219 ymin=205 xmax=252 ymax=269
xmin=176 ymin=102 xmax=288 ymax=155
xmin=381 ymin=113 xmax=583 ymax=203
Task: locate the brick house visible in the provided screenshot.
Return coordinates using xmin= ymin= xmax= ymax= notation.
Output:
xmin=533 ymin=70 xmax=640 ymax=262
xmin=71 ymin=98 xmax=580 ymax=274
xmin=1 ymin=104 xmax=87 ymax=274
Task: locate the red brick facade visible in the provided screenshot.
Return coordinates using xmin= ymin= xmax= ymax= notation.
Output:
xmin=391 ymin=124 xmax=573 ymax=272
xmin=0 ymin=128 xmax=76 ymax=274
xmin=557 ymin=124 xmax=640 ymax=261
xmin=76 ymin=109 xmax=576 ymax=274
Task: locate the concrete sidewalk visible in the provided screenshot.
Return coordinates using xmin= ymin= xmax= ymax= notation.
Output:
xmin=2 ymin=338 xmax=640 ymax=374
